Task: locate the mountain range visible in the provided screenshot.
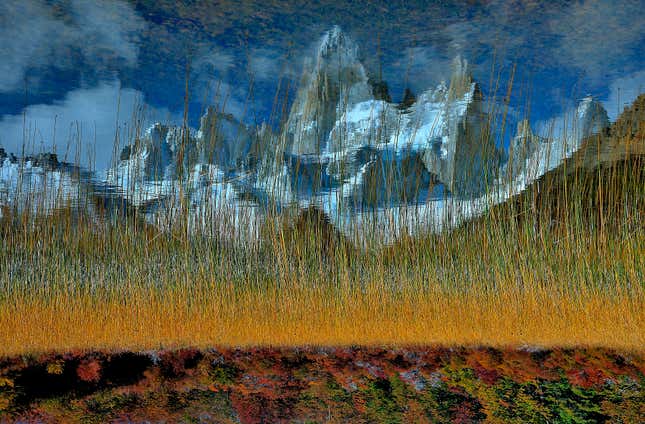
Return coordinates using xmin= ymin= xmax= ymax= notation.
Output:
xmin=0 ymin=26 xmax=633 ymax=243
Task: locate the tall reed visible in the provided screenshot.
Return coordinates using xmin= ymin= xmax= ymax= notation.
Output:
xmin=0 ymin=67 xmax=643 ymax=357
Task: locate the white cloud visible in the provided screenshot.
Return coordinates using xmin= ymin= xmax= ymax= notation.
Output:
xmin=603 ymin=70 xmax=645 ymax=121
xmin=389 ymin=46 xmax=452 ymax=94
xmin=0 ymin=81 xmax=177 ymax=171
xmin=70 ymin=0 xmax=145 ymax=65
xmin=192 ymin=47 xmax=236 ymax=77
xmin=190 ymin=46 xmax=299 ymax=122
xmin=548 ymin=0 xmax=644 ymax=81
xmin=248 ymin=48 xmax=302 ymax=82
xmin=0 ymin=0 xmax=146 ymax=92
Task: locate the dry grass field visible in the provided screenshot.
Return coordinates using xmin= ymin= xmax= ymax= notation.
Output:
xmin=0 ymin=96 xmax=643 ymax=358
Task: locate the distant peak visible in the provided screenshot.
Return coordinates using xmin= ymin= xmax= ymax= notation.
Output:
xmin=317 ymin=25 xmax=358 ymax=59
xmin=448 ymin=55 xmax=474 ymax=100
xmin=328 ymin=25 xmax=343 ymax=37
xmin=451 ymin=55 xmax=469 ymax=76
xmin=576 ymin=95 xmax=609 ymax=135
xmin=321 ymin=25 xmax=344 ymax=46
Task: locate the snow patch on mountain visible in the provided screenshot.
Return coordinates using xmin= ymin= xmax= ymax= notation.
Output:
xmin=0 ymin=155 xmax=85 ymax=218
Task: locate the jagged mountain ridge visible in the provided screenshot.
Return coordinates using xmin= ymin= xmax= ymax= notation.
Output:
xmin=280 ymin=26 xmax=501 ymax=199
xmin=0 ymin=27 xmax=621 ymax=242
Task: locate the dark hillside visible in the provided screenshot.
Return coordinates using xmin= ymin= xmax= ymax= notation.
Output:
xmin=489 ymin=94 xmax=644 ymax=232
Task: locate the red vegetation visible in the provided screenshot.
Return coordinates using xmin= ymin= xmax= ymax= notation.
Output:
xmin=0 ymin=346 xmax=642 ymax=423
xmin=76 ymin=358 xmax=101 ymax=383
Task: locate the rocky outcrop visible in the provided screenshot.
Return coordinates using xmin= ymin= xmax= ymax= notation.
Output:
xmin=101 ymin=108 xmax=262 ymax=241
xmin=0 ymin=154 xmax=93 ymax=219
xmin=506 ymin=95 xmax=611 ymax=184
xmin=109 ymin=123 xmax=189 ymax=188
xmin=109 ymin=107 xmax=253 ymax=190
xmin=507 ymin=119 xmax=547 ymax=179
xmin=197 ymin=107 xmax=254 ymax=170
xmin=578 ymin=95 xmax=610 ymax=138
xmin=419 ymin=56 xmax=498 ymax=196
xmin=554 ymin=93 xmax=643 ymax=171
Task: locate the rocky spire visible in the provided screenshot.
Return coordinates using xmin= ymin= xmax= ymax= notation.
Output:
xmin=447 ymin=56 xmax=470 ymax=98
xmin=576 ymin=95 xmax=610 ymax=138
xmin=399 ymin=88 xmax=417 ymax=109
xmin=507 ymin=119 xmax=544 ymax=178
xmin=283 ymin=26 xmax=373 ymax=155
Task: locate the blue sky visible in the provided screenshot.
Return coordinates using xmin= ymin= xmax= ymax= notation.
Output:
xmin=0 ymin=0 xmax=643 ymax=170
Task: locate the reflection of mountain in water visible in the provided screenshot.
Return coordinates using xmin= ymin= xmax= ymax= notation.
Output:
xmin=0 ymin=27 xmax=623 ymax=243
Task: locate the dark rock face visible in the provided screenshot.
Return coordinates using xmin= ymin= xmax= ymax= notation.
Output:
xmin=450 ymin=84 xmax=503 ymax=196
xmin=114 ymin=123 xmax=185 ymax=182
xmin=613 ymin=93 xmax=644 ymax=139
xmin=369 ymin=78 xmax=392 ymax=102
xmin=398 ymin=87 xmax=416 ymax=110
xmin=119 ymin=145 xmax=132 ymax=161
xmin=358 ymin=150 xmax=441 ymax=208
xmin=10 ymin=152 xmax=61 ymax=169
xmin=112 ymin=108 xmax=254 ymax=185
xmin=198 ymin=107 xmax=254 ymax=171
xmin=508 ymin=120 xmax=545 ymax=178
xmin=32 ymin=152 xmax=59 ymax=169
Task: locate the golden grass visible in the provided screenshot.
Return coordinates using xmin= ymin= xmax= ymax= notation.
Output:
xmin=2 ymin=283 xmax=642 ymax=356
xmin=0 ymin=91 xmax=643 ymax=357
xmin=0 ymin=196 xmax=643 ymax=356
